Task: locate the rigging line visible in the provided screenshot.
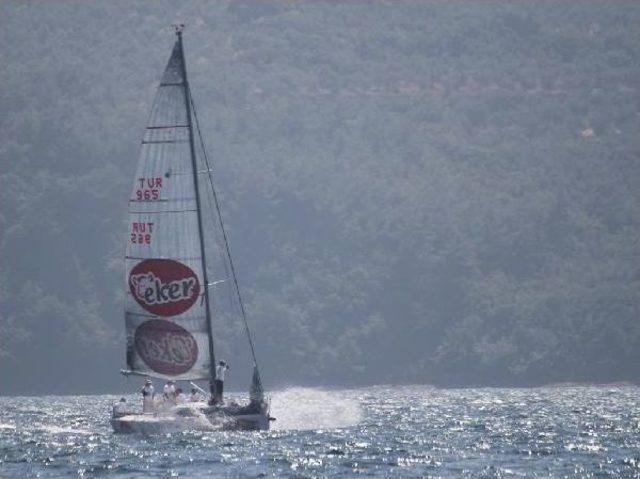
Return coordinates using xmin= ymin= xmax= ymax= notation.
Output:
xmin=191 ymin=114 xmax=233 ymax=310
xmin=197 ymin=144 xmax=235 ymax=315
xmin=188 ymin=87 xmax=261 ymax=373
xmin=208 ymin=188 xmax=235 ymax=309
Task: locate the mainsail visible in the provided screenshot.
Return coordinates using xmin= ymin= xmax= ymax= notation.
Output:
xmin=124 ymin=36 xmax=214 ymax=380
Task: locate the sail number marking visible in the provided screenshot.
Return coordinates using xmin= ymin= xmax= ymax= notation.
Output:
xmin=135 ymin=177 xmax=163 ymax=201
xmin=130 ymin=222 xmax=154 ymax=244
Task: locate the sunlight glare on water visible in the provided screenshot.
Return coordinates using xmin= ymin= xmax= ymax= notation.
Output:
xmin=1 ymin=386 xmax=639 ymax=478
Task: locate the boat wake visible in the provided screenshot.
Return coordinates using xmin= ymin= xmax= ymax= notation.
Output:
xmin=270 ymin=387 xmax=362 ymax=431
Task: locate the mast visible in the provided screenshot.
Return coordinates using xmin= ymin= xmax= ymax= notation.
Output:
xmin=175 ymin=26 xmax=217 ymax=397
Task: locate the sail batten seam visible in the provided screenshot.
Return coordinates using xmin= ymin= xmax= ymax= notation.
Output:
xmin=129 ymin=198 xmax=196 ymax=203
xmin=142 ymin=140 xmax=188 ymax=144
xmin=129 ymin=209 xmax=198 ymax=214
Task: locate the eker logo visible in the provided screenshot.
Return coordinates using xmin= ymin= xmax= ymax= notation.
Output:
xmin=129 ymin=259 xmax=200 ymax=317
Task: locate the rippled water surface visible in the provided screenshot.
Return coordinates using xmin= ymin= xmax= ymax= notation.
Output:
xmin=1 ymin=386 xmax=639 ymax=477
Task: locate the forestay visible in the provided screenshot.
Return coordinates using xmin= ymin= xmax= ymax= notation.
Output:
xmin=124 ymin=40 xmax=211 ymax=380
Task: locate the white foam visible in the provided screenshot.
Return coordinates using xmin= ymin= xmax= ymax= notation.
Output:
xmin=38 ymin=425 xmax=93 ymax=435
xmin=269 ymin=387 xmax=362 ymax=431
xmin=0 ymin=423 xmax=16 ymax=430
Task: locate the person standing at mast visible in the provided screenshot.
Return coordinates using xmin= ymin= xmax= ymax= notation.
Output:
xmin=215 ymin=360 xmax=229 ymax=403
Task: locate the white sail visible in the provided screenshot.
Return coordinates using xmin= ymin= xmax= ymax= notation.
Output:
xmin=124 ymin=40 xmax=211 ymax=380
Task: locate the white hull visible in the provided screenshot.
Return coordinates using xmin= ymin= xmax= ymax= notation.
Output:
xmin=111 ymin=402 xmax=271 ymax=434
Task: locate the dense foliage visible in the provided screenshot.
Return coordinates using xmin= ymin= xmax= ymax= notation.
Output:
xmin=1 ymin=1 xmax=639 ymax=394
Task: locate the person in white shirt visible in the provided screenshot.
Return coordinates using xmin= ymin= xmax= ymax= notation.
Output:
xmin=112 ymin=397 xmax=129 ymax=418
xmin=163 ymin=380 xmax=176 ymax=405
xmin=214 ymin=360 xmax=229 ymax=403
xmin=141 ymin=380 xmax=155 ymax=413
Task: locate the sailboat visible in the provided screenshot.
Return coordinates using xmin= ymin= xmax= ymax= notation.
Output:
xmin=111 ymin=26 xmax=272 ymax=433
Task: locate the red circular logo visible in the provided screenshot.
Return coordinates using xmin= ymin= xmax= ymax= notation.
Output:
xmin=134 ymin=319 xmax=199 ymax=375
xmin=129 ymin=259 xmax=200 ymax=317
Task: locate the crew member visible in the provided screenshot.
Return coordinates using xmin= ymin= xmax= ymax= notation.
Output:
xmin=190 ymin=388 xmax=203 ymax=402
xmin=141 ymin=379 xmax=155 ymax=413
xmin=215 ymin=360 xmax=229 ymax=403
xmin=163 ymin=380 xmax=176 ymax=405
xmin=112 ymin=397 xmax=129 ymax=418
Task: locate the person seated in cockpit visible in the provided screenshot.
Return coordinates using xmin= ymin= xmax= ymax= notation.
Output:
xmin=112 ymin=397 xmax=129 ymax=418
xmin=190 ymin=388 xmax=203 ymax=402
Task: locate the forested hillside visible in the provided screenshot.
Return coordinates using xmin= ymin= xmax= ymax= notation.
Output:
xmin=1 ymin=1 xmax=639 ymax=394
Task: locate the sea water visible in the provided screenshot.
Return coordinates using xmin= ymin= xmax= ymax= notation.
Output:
xmin=0 ymin=385 xmax=639 ymax=477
